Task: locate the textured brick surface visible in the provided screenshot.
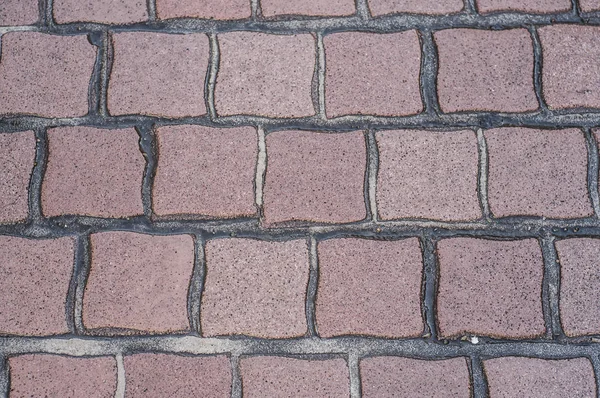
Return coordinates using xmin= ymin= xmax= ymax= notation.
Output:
xmin=215 ymin=32 xmax=315 ymax=117
xmin=485 ymin=128 xmax=592 ymax=218
xmin=157 ymin=0 xmax=251 ymax=19
xmin=361 ymin=357 xmax=471 ymax=397
xmin=263 ymin=130 xmax=366 ymax=225
xmin=42 ymin=126 xmax=145 ymax=218
xmin=53 ymin=0 xmax=148 ymax=24
xmin=437 ymin=238 xmax=545 ymax=338
xmin=316 ymin=238 xmax=423 ymax=337
xmin=202 ymin=239 xmax=309 ymax=338
xmin=0 ymin=32 xmax=96 ymax=117
xmin=153 ymin=125 xmax=257 ymax=218
xmin=368 ymin=0 xmax=464 ymax=15
xmin=0 ymin=131 xmax=35 ymax=223
xmin=435 ymin=28 xmax=538 ymax=113
xmin=580 ymin=0 xmax=600 ymax=11
xmin=241 ymin=356 xmax=349 ymax=397
xmin=476 ymin=0 xmax=571 ymax=13
xmin=83 ymin=232 xmax=194 ymax=333
xmin=324 ymin=31 xmax=422 ymax=117
xmin=262 ymin=0 xmax=356 ymax=16
xmin=108 ymin=32 xmax=208 ymax=117
xmin=0 ymin=236 xmax=73 ymax=336
xmin=0 ymin=0 xmax=38 ymax=25
xmin=376 ymin=129 xmax=480 ymax=221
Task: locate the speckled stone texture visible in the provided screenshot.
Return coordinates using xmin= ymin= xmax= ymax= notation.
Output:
xmin=580 ymin=0 xmax=600 ymax=11
xmin=156 ymin=0 xmax=251 ymax=19
xmin=0 ymin=131 xmax=35 ymax=223
xmin=437 ymin=238 xmax=545 ymax=338
xmin=262 ymin=0 xmax=356 ymax=16
xmin=201 ymin=239 xmax=309 ymax=338
xmin=0 ymin=0 xmax=38 ymax=25
xmin=53 ymin=0 xmax=148 ymax=23
xmin=476 ymin=0 xmax=571 ymax=13
xmin=316 ymin=238 xmax=423 ymax=337
xmin=368 ymin=0 xmax=464 ymax=15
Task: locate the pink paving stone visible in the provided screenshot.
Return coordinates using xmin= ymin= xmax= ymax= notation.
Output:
xmin=83 ymin=232 xmax=194 ymax=334
xmin=437 ymin=238 xmax=545 ymax=338
xmin=0 ymin=0 xmax=38 ymax=25
xmin=263 ymin=130 xmax=366 ymax=225
xmin=368 ymin=0 xmax=464 ymax=15
xmin=485 ymin=127 xmax=592 ymax=218
xmin=0 ymin=131 xmax=35 ymax=223
xmin=124 ymin=354 xmax=231 ymax=397
xmin=0 ymin=32 xmax=96 ymax=118
xmin=108 ymin=32 xmax=208 ymax=117
xmin=215 ymin=32 xmax=315 ymax=117
xmin=261 ymin=0 xmax=355 ymax=16
xmin=316 ymin=238 xmax=423 ymax=338
xmin=376 ymin=129 xmax=481 ymax=221
xmin=484 ymin=357 xmax=596 ymax=397
xmin=476 ymin=0 xmax=571 ymax=13
xmin=9 ymin=355 xmax=117 ymax=398
xmin=361 ymin=357 xmax=471 ymax=398
xmin=539 ymin=25 xmax=600 ymax=109
xmin=53 ymin=0 xmax=148 ymax=24
xmin=201 ymin=238 xmax=309 ymax=338
xmin=435 ymin=28 xmax=538 ymax=113
xmin=42 ymin=126 xmax=145 ymax=218
xmin=241 ymin=356 xmax=349 ymax=398
xmin=156 ymin=0 xmax=250 ymax=19
xmin=153 ymin=125 xmax=257 ymax=218
xmin=580 ymin=0 xmax=600 ymax=11
xmin=324 ymin=31 xmax=422 ymax=117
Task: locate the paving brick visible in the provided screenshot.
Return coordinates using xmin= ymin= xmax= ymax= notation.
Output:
xmin=361 ymin=357 xmax=471 ymax=397
xmin=368 ymin=0 xmax=464 ymax=15
xmin=9 ymin=355 xmax=117 ymax=397
xmin=485 ymin=127 xmax=592 ymax=218
xmin=154 ymin=125 xmax=257 ymax=218
xmin=0 ymin=236 xmax=73 ymax=336
xmin=263 ymin=130 xmax=366 ymax=225
xmin=215 ymin=32 xmax=315 ymax=117
xmin=241 ymin=356 xmax=349 ymax=397
xmin=484 ymin=357 xmax=596 ymax=397
xmin=376 ymin=129 xmax=480 ymax=221
xmin=324 ymin=31 xmax=422 ymax=117
xmin=316 ymin=238 xmax=423 ymax=337
xmin=156 ymin=0 xmax=250 ymax=19
xmin=83 ymin=232 xmax=194 ymax=334
xmin=437 ymin=238 xmax=545 ymax=338
xmin=0 ymin=131 xmax=35 ymax=223
xmin=124 ymin=354 xmax=231 ymax=397
xmin=580 ymin=0 xmax=600 ymax=11
xmin=108 ymin=32 xmax=208 ymax=117
xmin=42 ymin=126 xmax=145 ymax=218
xmin=53 ymin=0 xmax=148 ymax=24
xmin=539 ymin=25 xmax=600 ymax=109
xmin=0 ymin=0 xmax=38 ymax=25
xmin=435 ymin=28 xmax=538 ymax=113
xmin=0 ymin=32 xmax=96 ymax=117
xmin=476 ymin=0 xmax=571 ymax=13
xmin=201 ymin=238 xmax=309 ymax=338
xmin=262 ymin=0 xmax=355 ymax=16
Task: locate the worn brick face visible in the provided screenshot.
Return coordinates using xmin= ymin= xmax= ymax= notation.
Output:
xmin=476 ymin=0 xmax=571 ymax=13
xmin=0 ymin=0 xmax=38 ymax=25
xmin=0 ymin=131 xmax=35 ymax=223
xmin=262 ymin=0 xmax=356 ymax=16
xmin=53 ymin=0 xmax=148 ymax=24
xmin=368 ymin=0 xmax=464 ymax=15
xmin=156 ymin=0 xmax=251 ymax=19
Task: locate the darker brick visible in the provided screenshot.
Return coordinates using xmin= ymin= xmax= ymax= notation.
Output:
xmin=156 ymin=0 xmax=250 ymax=19
xmin=53 ymin=0 xmax=148 ymax=24
xmin=262 ymin=0 xmax=355 ymax=16
xmin=0 ymin=0 xmax=38 ymax=25
xmin=0 ymin=131 xmax=35 ymax=223
xmin=476 ymin=0 xmax=571 ymax=13
xmin=580 ymin=0 xmax=600 ymax=11
xmin=368 ymin=0 xmax=463 ymax=15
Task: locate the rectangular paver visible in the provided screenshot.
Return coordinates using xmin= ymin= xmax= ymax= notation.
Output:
xmin=262 ymin=0 xmax=356 ymax=16
xmin=0 ymin=0 xmax=39 ymax=25
xmin=476 ymin=0 xmax=571 ymax=13
xmin=156 ymin=0 xmax=251 ymax=19
xmin=53 ymin=0 xmax=148 ymax=24
xmin=368 ymin=0 xmax=464 ymax=15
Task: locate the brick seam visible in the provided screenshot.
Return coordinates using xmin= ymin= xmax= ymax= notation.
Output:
xmin=418 ymin=29 xmax=441 ymax=116
xmin=230 ymin=355 xmax=242 ymax=398
xmin=348 ymin=352 xmax=361 ymax=398
xmin=464 ymin=0 xmax=478 ymax=14
xmin=206 ymin=34 xmax=219 ymax=120
xmin=476 ymin=129 xmax=491 ymax=220
xmin=469 ymin=356 xmax=489 ymax=398
xmin=584 ymin=128 xmax=600 ymax=217
xmin=147 ymin=0 xmax=157 ymax=21
xmin=27 ymin=128 xmax=48 ymax=222
xmin=0 ymin=356 xmax=7 ymax=398
xmin=528 ymin=26 xmax=549 ymax=113
xmin=187 ymin=235 xmax=205 ymax=335
xmin=354 ymin=0 xmax=371 ymax=20
xmin=314 ymin=32 xmax=326 ymax=119
xmin=365 ymin=130 xmax=379 ymax=222
xmin=589 ymin=354 xmax=600 ymax=398
xmin=87 ymin=32 xmax=104 ymax=117
xmin=102 ymin=32 xmax=115 ymax=117
xmin=72 ymin=235 xmax=92 ymax=335
xmin=421 ymin=235 xmax=439 ymax=340
xmin=40 ymin=0 xmax=54 ymax=27
xmin=306 ymin=235 xmax=318 ymax=337
xmin=541 ymin=237 xmax=565 ymax=339
xmin=254 ymin=126 xmax=266 ymax=211
xmin=115 ymin=353 xmax=125 ymax=398
xmin=251 ymin=0 xmax=261 ymax=20
xmin=136 ymin=125 xmax=157 ymax=219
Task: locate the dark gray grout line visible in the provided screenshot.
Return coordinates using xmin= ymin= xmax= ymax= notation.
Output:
xmin=348 ymin=352 xmax=361 ymax=398
xmin=87 ymin=32 xmax=104 ymax=117
xmin=585 ymin=128 xmax=600 ymax=217
xmin=476 ymin=129 xmax=491 ymax=220
xmin=187 ymin=235 xmax=206 ymax=335
xmin=541 ymin=237 xmax=565 ymax=340
xmin=0 ymin=355 xmax=8 ymax=398
xmin=420 ymin=235 xmax=439 ymax=341
xmin=365 ymin=130 xmax=379 ymax=222
xmin=99 ymin=32 xmax=112 ymax=118
xmin=27 ymin=128 xmax=47 ymax=222
xmin=230 ymin=355 xmax=242 ymax=398
xmin=147 ymin=0 xmax=157 ymax=22
xmin=312 ymin=32 xmax=326 ymax=119
xmin=464 ymin=0 xmax=478 ymax=15
xmin=469 ymin=356 xmax=489 ymax=398
xmin=251 ymin=0 xmax=261 ymax=20
xmin=136 ymin=125 xmax=157 ymax=219
xmin=305 ymin=236 xmax=319 ymax=337
xmin=590 ymin=354 xmax=600 ymax=398
xmin=354 ymin=0 xmax=371 ymax=20
xmin=528 ymin=26 xmax=549 ymax=113
xmin=418 ymin=29 xmax=441 ymax=116
xmin=206 ymin=34 xmax=219 ymax=121
xmin=72 ymin=235 xmax=92 ymax=335
xmin=40 ymin=0 xmax=54 ymax=27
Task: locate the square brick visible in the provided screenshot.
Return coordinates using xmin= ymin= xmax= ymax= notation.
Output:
xmin=153 ymin=125 xmax=257 ymax=218
xmin=376 ymin=129 xmax=480 ymax=221
xmin=539 ymin=25 xmax=600 ymax=109
xmin=157 ymin=0 xmax=250 ymax=19
xmin=215 ymin=32 xmax=315 ymax=117
xmin=0 ymin=131 xmax=35 ymax=223
xmin=476 ymin=0 xmax=571 ymax=13
xmin=580 ymin=0 xmax=600 ymax=11
xmin=0 ymin=0 xmax=39 ymax=25
xmin=324 ymin=31 xmax=422 ymax=117
xmin=53 ymin=0 xmax=148 ymax=24
xmin=485 ymin=128 xmax=592 ymax=218
xmin=83 ymin=232 xmax=195 ymax=334
xmin=263 ymin=130 xmax=366 ymax=225
xmin=435 ymin=28 xmax=538 ymax=113
xmin=201 ymin=238 xmax=309 ymax=338
xmin=368 ymin=0 xmax=464 ymax=15
xmin=108 ymin=32 xmax=208 ymax=117
xmin=42 ymin=126 xmax=145 ymax=218
xmin=437 ymin=238 xmax=545 ymax=338
xmin=262 ymin=0 xmax=355 ymax=16
xmin=316 ymin=238 xmax=423 ymax=337
xmin=0 ymin=32 xmax=96 ymax=117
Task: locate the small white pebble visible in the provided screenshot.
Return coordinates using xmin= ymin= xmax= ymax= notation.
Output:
xmin=470 ymin=336 xmax=479 ymax=344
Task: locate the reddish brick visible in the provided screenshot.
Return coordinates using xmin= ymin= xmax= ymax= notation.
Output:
xmin=215 ymin=32 xmax=315 ymax=117
xmin=263 ymin=131 xmax=366 ymax=225
xmin=0 ymin=32 xmax=96 ymax=117
xmin=262 ymin=0 xmax=355 ymax=16
xmin=53 ymin=0 xmax=148 ymax=24
xmin=153 ymin=125 xmax=257 ymax=218
xmin=485 ymin=128 xmax=592 ymax=218
xmin=0 ymin=236 xmax=73 ymax=336
xmin=316 ymin=238 xmax=423 ymax=338
xmin=376 ymin=130 xmax=480 ymax=221
xmin=241 ymin=356 xmax=349 ymax=397
xmin=0 ymin=131 xmax=35 ymax=223
xmin=484 ymin=357 xmax=596 ymax=397
xmin=539 ymin=25 xmax=600 ymax=110
xmin=9 ymin=355 xmax=117 ymax=397
xmin=435 ymin=28 xmax=538 ymax=113
xmin=361 ymin=357 xmax=471 ymax=397
xmin=0 ymin=0 xmax=38 ymax=25
xmin=324 ymin=31 xmax=422 ymax=117
xmin=368 ymin=0 xmax=463 ymax=15
xmin=83 ymin=232 xmax=194 ymax=334
xmin=108 ymin=32 xmax=208 ymax=117
xmin=437 ymin=238 xmax=545 ymax=338
xmin=580 ymin=0 xmax=600 ymax=11
xmin=156 ymin=0 xmax=250 ymax=19
xmin=201 ymin=238 xmax=309 ymax=338
xmin=124 ymin=354 xmax=231 ymax=397
xmin=476 ymin=0 xmax=571 ymax=13
xmin=42 ymin=126 xmax=145 ymax=218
